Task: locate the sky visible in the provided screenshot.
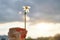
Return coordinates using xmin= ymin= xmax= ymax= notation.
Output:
xmin=0 ymin=0 xmax=60 ymax=38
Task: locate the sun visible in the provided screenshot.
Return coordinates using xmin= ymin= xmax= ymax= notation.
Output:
xmin=27 ymin=22 xmax=54 ymax=38
xmin=31 ymin=22 xmax=51 ymax=31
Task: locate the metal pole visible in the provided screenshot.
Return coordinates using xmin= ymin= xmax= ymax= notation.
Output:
xmin=24 ymin=12 xmax=26 ymax=29
xmin=23 ymin=6 xmax=30 ymax=29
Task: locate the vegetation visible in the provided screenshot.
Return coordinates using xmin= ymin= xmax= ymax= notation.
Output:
xmin=26 ymin=34 xmax=60 ymax=40
xmin=0 ymin=34 xmax=60 ymax=40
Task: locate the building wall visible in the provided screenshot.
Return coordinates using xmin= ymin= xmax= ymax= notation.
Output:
xmin=8 ymin=28 xmax=27 ymax=40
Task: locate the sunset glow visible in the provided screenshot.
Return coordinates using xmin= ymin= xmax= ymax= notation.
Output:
xmin=0 ymin=22 xmax=60 ymax=38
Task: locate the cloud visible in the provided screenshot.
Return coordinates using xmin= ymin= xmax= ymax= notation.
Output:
xmin=29 ymin=0 xmax=60 ymax=23
xmin=0 ymin=0 xmax=60 ymax=23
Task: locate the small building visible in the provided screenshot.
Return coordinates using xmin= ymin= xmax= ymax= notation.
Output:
xmin=8 ymin=27 xmax=27 ymax=40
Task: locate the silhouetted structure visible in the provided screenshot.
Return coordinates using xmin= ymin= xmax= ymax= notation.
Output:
xmin=0 ymin=35 xmax=8 ymax=40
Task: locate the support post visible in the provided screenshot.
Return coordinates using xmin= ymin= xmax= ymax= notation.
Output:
xmin=24 ymin=12 xmax=26 ymax=29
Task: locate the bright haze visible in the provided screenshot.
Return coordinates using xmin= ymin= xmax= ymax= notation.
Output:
xmin=0 ymin=0 xmax=60 ymax=38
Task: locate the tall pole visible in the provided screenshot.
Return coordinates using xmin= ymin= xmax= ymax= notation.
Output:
xmin=24 ymin=12 xmax=26 ymax=29
xmin=23 ymin=6 xmax=30 ymax=29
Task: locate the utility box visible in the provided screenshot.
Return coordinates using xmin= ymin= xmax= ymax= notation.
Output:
xmin=8 ymin=27 xmax=27 ymax=40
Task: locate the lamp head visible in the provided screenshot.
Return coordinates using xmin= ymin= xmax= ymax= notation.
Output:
xmin=23 ymin=6 xmax=30 ymax=13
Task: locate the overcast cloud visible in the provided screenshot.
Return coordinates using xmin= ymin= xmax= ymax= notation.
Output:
xmin=0 ymin=0 xmax=60 ymax=23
